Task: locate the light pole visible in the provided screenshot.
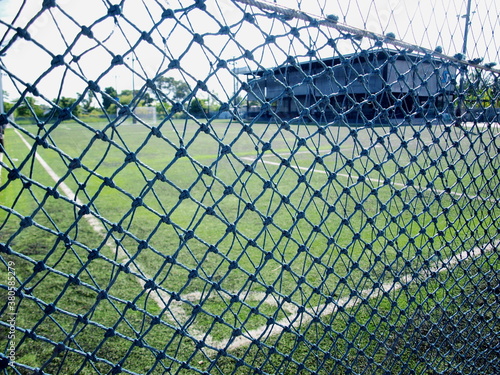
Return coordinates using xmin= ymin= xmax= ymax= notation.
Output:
xmin=461 ymin=0 xmax=473 ymax=58
xmin=131 ymin=55 xmax=135 ymax=98
xmin=457 ymin=0 xmax=473 ymax=127
xmin=231 ymin=58 xmax=237 ymax=98
xmin=127 ymin=55 xmax=136 ymax=123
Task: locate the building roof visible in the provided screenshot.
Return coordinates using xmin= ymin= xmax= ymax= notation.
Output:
xmin=235 ymin=48 xmax=453 ymax=76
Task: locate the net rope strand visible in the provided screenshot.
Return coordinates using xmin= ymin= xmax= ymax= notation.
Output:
xmin=234 ymin=0 xmax=500 ymax=75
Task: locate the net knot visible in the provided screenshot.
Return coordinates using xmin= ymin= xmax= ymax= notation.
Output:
xmin=57 ymin=108 xmax=72 ymax=120
xmin=51 ymin=55 xmax=65 ymax=67
xmin=33 ymin=261 xmax=46 ymax=273
xmin=125 ymin=152 xmax=137 ymax=163
xmin=69 ymin=158 xmax=81 ymax=170
xmin=103 ymin=177 xmax=115 ymax=188
xmin=179 ymin=190 xmax=190 ymax=200
xmin=144 ymin=279 xmax=157 ymax=290
xmin=141 ymin=31 xmax=153 ymax=44
xmin=44 ymin=303 xmax=56 ymax=315
xmin=132 ymin=197 xmax=143 ymax=208
xmin=20 ymin=216 xmax=33 ymax=228
xmin=107 ymin=4 xmax=121 ymax=17
xmin=217 ymin=60 xmax=227 ymax=69
xmin=244 ymin=13 xmax=255 ymax=23
xmin=219 ymin=26 xmax=230 ymax=35
xmin=78 ymin=205 xmax=90 ymax=216
xmin=88 ymin=80 xmax=100 ymax=92
xmin=8 ymin=168 xmax=20 ymax=181
xmin=42 ymin=0 xmax=56 ymax=9
xmin=171 ymin=102 xmax=183 ymax=113
xmin=193 ymin=33 xmax=204 ymax=45
xmin=195 ymin=0 xmax=206 ymax=10
xmin=162 ymin=8 xmax=175 ymax=19
xmin=81 ymin=26 xmax=93 ymax=38
xmin=220 ymin=144 xmax=231 ymax=155
xmin=0 ymin=354 xmax=9 ymax=370
xmin=175 ymin=147 xmax=187 ymax=158
xmin=111 ymin=55 xmax=124 ymax=66
xmin=105 ymin=328 xmax=116 ymax=338
xmin=47 ymin=187 xmax=60 ymax=199
xmin=16 ymin=27 xmax=31 ymax=40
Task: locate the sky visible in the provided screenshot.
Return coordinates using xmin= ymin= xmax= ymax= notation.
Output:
xmin=0 ymin=0 xmax=498 ymax=107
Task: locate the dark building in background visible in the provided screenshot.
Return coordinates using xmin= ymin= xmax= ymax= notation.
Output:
xmin=239 ymin=49 xmax=457 ymax=123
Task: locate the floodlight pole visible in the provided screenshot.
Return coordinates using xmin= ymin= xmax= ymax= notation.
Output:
xmin=131 ymin=55 xmax=135 ymax=97
xmin=132 ymin=55 xmax=136 ymax=123
xmin=461 ymin=0 xmax=472 ymax=58
xmin=128 ymin=55 xmax=137 ymax=124
xmin=457 ymin=0 xmax=473 ymax=126
xmin=231 ymin=58 xmax=237 ymax=98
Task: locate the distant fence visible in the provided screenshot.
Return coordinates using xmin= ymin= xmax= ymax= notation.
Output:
xmin=1 ymin=0 xmax=499 ymax=374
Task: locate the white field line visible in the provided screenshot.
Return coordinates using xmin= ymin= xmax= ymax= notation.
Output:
xmin=464 ymin=121 xmax=500 ymax=129
xmin=241 ymin=156 xmax=496 ymax=203
xmin=13 ymin=130 xmax=221 ymax=343
xmin=13 ymin=129 xmax=173 ymax=312
xmin=213 ymin=241 xmax=497 ymax=351
xmin=13 ymin=129 xmax=499 ymax=353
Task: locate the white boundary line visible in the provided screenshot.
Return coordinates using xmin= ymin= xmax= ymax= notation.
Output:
xmin=13 ymin=129 xmax=174 ymax=312
xmin=12 ymin=129 xmax=227 ymax=347
xmin=12 ymin=130 xmax=222 ymax=346
xmin=15 ymin=129 xmax=79 ymax=202
xmin=241 ymin=156 xmax=496 ymax=203
xmin=11 ymin=129 xmax=499 ymax=353
xmin=212 ymin=241 xmax=497 ymax=351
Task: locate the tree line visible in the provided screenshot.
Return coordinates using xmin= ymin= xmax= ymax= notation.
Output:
xmin=462 ymin=62 xmax=500 ymax=108
xmin=3 ymin=67 xmax=499 ymax=121
xmin=3 ymin=76 xmax=221 ymax=120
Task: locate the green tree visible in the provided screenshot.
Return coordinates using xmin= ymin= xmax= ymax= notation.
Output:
xmin=154 ymin=77 xmax=189 ymax=101
xmin=2 ymin=90 xmax=9 ymax=112
xmin=3 ymin=91 xmax=14 ymax=115
xmin=489 ymin=76 xmax=500 ymax=107
xmin=102 ymin=86 xmax=118 ymax=112
xmin=155 ymin=101 xmax=172 ymax=116
xmin=484 ymin=63 xmax=500 ymax=108
xmin=462 ymin=61 xmax=500 ymax=108
xmin=189 ymin=98 xmax=208 ymax=117
xmin=114 ymin=89 xmax=153 ymax=107
xmin=119 ymin=89 xmax=133 ymax=106
xmin=3 ymin=101 xmax=14 ymax=114
xmin=16 ymin=96 xmax=44 ymax=118
xmin=141 ymin=92 xmax=154 ymax=106
xmin=79 ymin=91 xmax=95 ymax=114
xmin=57 ymin=96 xmax=81 ymax=117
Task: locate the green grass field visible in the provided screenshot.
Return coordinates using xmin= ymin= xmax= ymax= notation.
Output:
xmin=1 ymin=117 xmax=499 ymax=374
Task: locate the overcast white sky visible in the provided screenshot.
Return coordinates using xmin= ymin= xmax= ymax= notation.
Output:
xmin=0 ymin=0 xmax=498 ymax=105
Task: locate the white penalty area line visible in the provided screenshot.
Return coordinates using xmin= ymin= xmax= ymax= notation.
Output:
xmin=15 ymin=129 xmax=79 ymax=202
xmin=217 ymin=240 xmax=497 ymax=352
xmin=10 ymin=130 xmax=499 ymax=354
xmin=464 ymin=121 xmax=500 ymax=129
xmin=241 ymin=156 xmax=497 ymax=203
xmin=13 ymin=129 xmax=170 ymax=311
